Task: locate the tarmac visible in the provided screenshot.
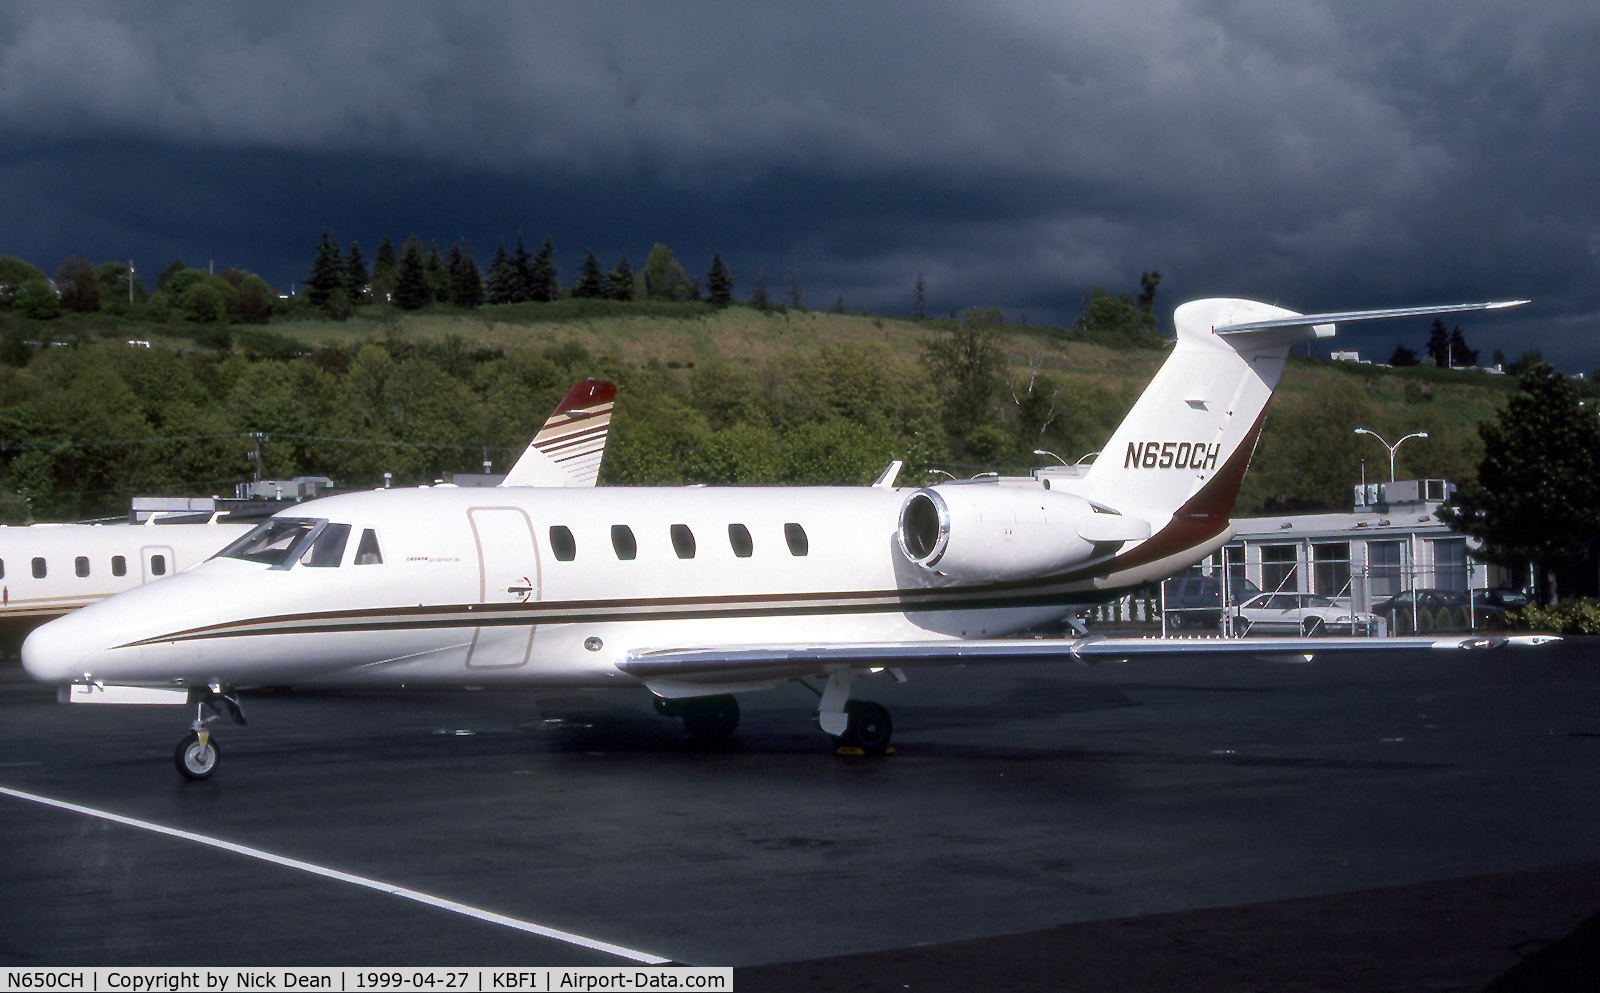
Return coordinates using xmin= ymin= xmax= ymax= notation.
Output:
xmin=1 ymin=636 xmax=1597 ymax=990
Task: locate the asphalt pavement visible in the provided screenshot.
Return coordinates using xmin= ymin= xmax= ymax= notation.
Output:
xmin=2 ymin=638 xmax=1597 ymax=989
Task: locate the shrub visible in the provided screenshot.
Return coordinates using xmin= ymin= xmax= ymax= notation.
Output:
xmin=1507 ymin=598 xmax=1600 ymax=635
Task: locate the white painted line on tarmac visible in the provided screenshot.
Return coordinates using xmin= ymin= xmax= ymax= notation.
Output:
xmin=0 ymin=784 xmax=672 ymax=964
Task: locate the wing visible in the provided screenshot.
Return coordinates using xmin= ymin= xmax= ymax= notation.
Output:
xmin=619 ymin=633 xmax=1560 ymax=694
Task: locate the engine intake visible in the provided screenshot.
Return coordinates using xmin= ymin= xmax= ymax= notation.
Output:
xmin=897 ymin=485 xmax=1150 ymax=582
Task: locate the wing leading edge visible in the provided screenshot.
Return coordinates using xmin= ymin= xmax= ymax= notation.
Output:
xmin=620 ymin=633 xmax=1560 ymax=686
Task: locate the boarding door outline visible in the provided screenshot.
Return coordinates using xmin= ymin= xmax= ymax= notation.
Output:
xmin=140 ymin=545 xmax=175 ymax=584
xmin=466 ymin=507 xmax=540 ymax=668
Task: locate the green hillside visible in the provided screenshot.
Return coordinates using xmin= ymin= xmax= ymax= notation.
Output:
xmin=0 ymin=299 xmax=1544 ymax=522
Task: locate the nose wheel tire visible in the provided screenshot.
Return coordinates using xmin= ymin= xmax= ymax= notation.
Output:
xmin=175 ymin=731 xmax=219 ymax=780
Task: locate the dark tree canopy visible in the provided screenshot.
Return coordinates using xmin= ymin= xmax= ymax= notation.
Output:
xmin=1439 ymin=364 xmax=1600 ymax=603
xmin=1389 ymin=343 xmax=1420 ymax=367
xmin=606 ymin=251 xmax=635 ymax=301
xmin=574 ymin=250 xmax=605 ymax=299
xmin=305 ymin=232 xmax=345 ymax=311
xmin=705 ymin=252 xmax=733 ymax=307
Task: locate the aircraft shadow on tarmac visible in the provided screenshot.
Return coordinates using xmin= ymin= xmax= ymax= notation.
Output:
xmin=217 ymin=680 xmax=1449 ymax=773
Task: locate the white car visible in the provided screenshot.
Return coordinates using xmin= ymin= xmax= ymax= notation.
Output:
xmin=1231 ymin=593 xmax=1378 ymax=637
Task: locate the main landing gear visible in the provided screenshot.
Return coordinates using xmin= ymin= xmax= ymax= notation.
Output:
xmin=651 ymin=667 xmax=900 ymax=756
xmin=174 ymin=685 xmax=247 ymax=780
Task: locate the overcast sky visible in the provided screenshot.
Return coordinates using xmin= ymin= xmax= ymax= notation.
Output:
xmin=2 ymin=1 xmax=1596 ymax=368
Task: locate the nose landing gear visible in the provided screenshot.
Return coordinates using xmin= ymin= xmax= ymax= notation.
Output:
xmin=174 ymin=686 xmax=246 ymax=780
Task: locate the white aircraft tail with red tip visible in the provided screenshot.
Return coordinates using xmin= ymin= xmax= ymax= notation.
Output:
xmin=500 ymin=379 xmax=616 ymax=487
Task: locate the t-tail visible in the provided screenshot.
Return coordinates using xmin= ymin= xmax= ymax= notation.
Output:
xmin=1068 ymin=298 xmax=1526 ymax=567
xmin=499 ymin=379 xmax=616 ymax=487
xmin=897 ymin=298 xmax=1525 ymax=589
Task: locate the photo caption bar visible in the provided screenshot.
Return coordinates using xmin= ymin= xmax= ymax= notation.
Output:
xmin=1 ymin=970 xmax=731 ymax=992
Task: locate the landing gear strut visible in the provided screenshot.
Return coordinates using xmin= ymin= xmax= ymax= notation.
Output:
xmin=815 ymin=668 xmax=897 ymax=755
xmin=174 ymin=685 xmax=246 ymax=780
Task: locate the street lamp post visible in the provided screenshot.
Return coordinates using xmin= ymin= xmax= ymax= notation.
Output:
xmin=1353 ymin=428 xmax=1428 ymax=482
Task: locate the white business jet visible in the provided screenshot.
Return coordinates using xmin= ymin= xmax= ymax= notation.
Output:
xmin=20 ymin=300 xmax=1549 ymax=779
xmin=0 ymin=379 xmax=615 ymax=653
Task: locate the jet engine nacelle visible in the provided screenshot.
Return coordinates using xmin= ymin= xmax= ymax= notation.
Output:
xmin=897 ymin=485 xmax=1151 ymax=582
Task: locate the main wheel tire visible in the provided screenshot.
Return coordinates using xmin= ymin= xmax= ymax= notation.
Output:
xmin=175 ymin=731 xmax=219 ymax=780
xmin=1302 ymin=618 xmax=1326 ymax=637
xmin=843 ymin=700 xmax=893 ymax=755
xmin=680 ymin=695 xmax=740 ymax=742
xmin=1166 ymin=612 xmax=1186 ymax=630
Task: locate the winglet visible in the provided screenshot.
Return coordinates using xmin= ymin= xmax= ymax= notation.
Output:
xmin=500 ymin=380 xmax=616 ymax=487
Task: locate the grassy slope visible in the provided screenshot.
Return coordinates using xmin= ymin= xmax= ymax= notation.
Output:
xmin=24 ymin=301 xmax=1526 ymax=475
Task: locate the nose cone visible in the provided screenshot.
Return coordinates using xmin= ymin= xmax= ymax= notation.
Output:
xmin=21 ymin=571 xmax=218 ymax=686
xmin=21 ymin=612 xmax=88 ymax=684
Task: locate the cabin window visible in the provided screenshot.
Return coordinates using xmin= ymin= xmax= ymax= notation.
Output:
xmin=784 ymin=523 xmax=809 ymax=557
xmin=75 ymin=556 xmax=89 ymax=578
xmin=611 ymin=525 xmax=637 ymax=560
xmin=149 ymin=554 xmax=166 ymax=576
xmin=671 ymin=524 xmax=696 ymax=559
xmin=728 ymin=524 xmax=753 ymax=558
xmin=112 ymin=555 xmax=126 ymax=577
xmin=354 ymin=529 xmax=383 ymax=565
xmin=0 ymin=559 xmax=5 ymax=579
xmin=549 ymin=526 xmax=577 ymax=562
xmin=32 ymin=557 xmax=45 ymax=579
xmin=301 ymin=523 xmax=351 ymax=567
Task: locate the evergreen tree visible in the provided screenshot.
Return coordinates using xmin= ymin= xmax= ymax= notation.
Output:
xmin=574 ymin=249 xmax=605 ymax=299
xmin=392 ymin=239 xmax=431 ymax=310
xmin=786 ymin=269 xmax=803 ymax=309
xmin=306 ymin=231 xmax=345 ymax=310
xmin=606 ymin=251 xmax=635 ymax=301
xmin=510 ymin=235 xmax=535 ymax=303
xmin=1425 ymin=318 xmax=1451 ymax=367
xmin=424 ymin=244 xmax=449 ymax=303
xmin=530 ymin=236 xmax=559 ymax=302
xmin=1440 ymin=364 xmax=1600 ymax=603
xmin=912 ymin=271 xmax=927 ymax=319
xmin=486 ymin=240 xmax=515 ymax=304
xmin=1389 ymin=343 xmax=1420 ymax=367
xmin=345 ymin=240 xmax=370 ymax=303
xmin=371 ymin=236 xmax=398 ymax=303
xmin=1448 ymin=326 xmax=1479 ymax=367
xmin=447 ymin=241 xmax=483 ymax=308
xmin=705 ymin=252 xmax=733 ymax=307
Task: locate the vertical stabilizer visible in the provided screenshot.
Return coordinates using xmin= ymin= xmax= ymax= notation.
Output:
xmin=500 ymin=380 xmax=616 ymax=487
xmin=1076 ymin=299 xmax=1320 ymax=524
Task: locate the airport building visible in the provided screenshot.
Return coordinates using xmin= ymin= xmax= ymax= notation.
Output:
xmin=1217 ymin=478 xmax=1503 ymax=612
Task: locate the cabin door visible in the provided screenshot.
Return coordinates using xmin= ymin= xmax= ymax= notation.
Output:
xmin=465 ymin=507 xmax=540 ymax=668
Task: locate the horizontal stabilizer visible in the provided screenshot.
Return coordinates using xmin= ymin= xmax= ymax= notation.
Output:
xmin=1215 ymin=300 xmax=1528 ymax=348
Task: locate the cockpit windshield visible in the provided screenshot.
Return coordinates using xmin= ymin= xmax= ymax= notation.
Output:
xmin=214 ymin=518 xmax=323 ymax=567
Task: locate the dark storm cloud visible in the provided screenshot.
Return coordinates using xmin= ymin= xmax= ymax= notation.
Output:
xmin=1 ymin=1 xmax=1596 ymax=365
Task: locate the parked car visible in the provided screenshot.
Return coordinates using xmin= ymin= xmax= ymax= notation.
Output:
xmin=1162 ymin=574 xmax=1262 ymax=629
xmin=1371 ymin=588 xmax=1506 ymax=632
xmin=1481 ymin=587 xmax=1532 ymax=610
xmin=1230 ymin=592 xmax=1378 ymax=636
